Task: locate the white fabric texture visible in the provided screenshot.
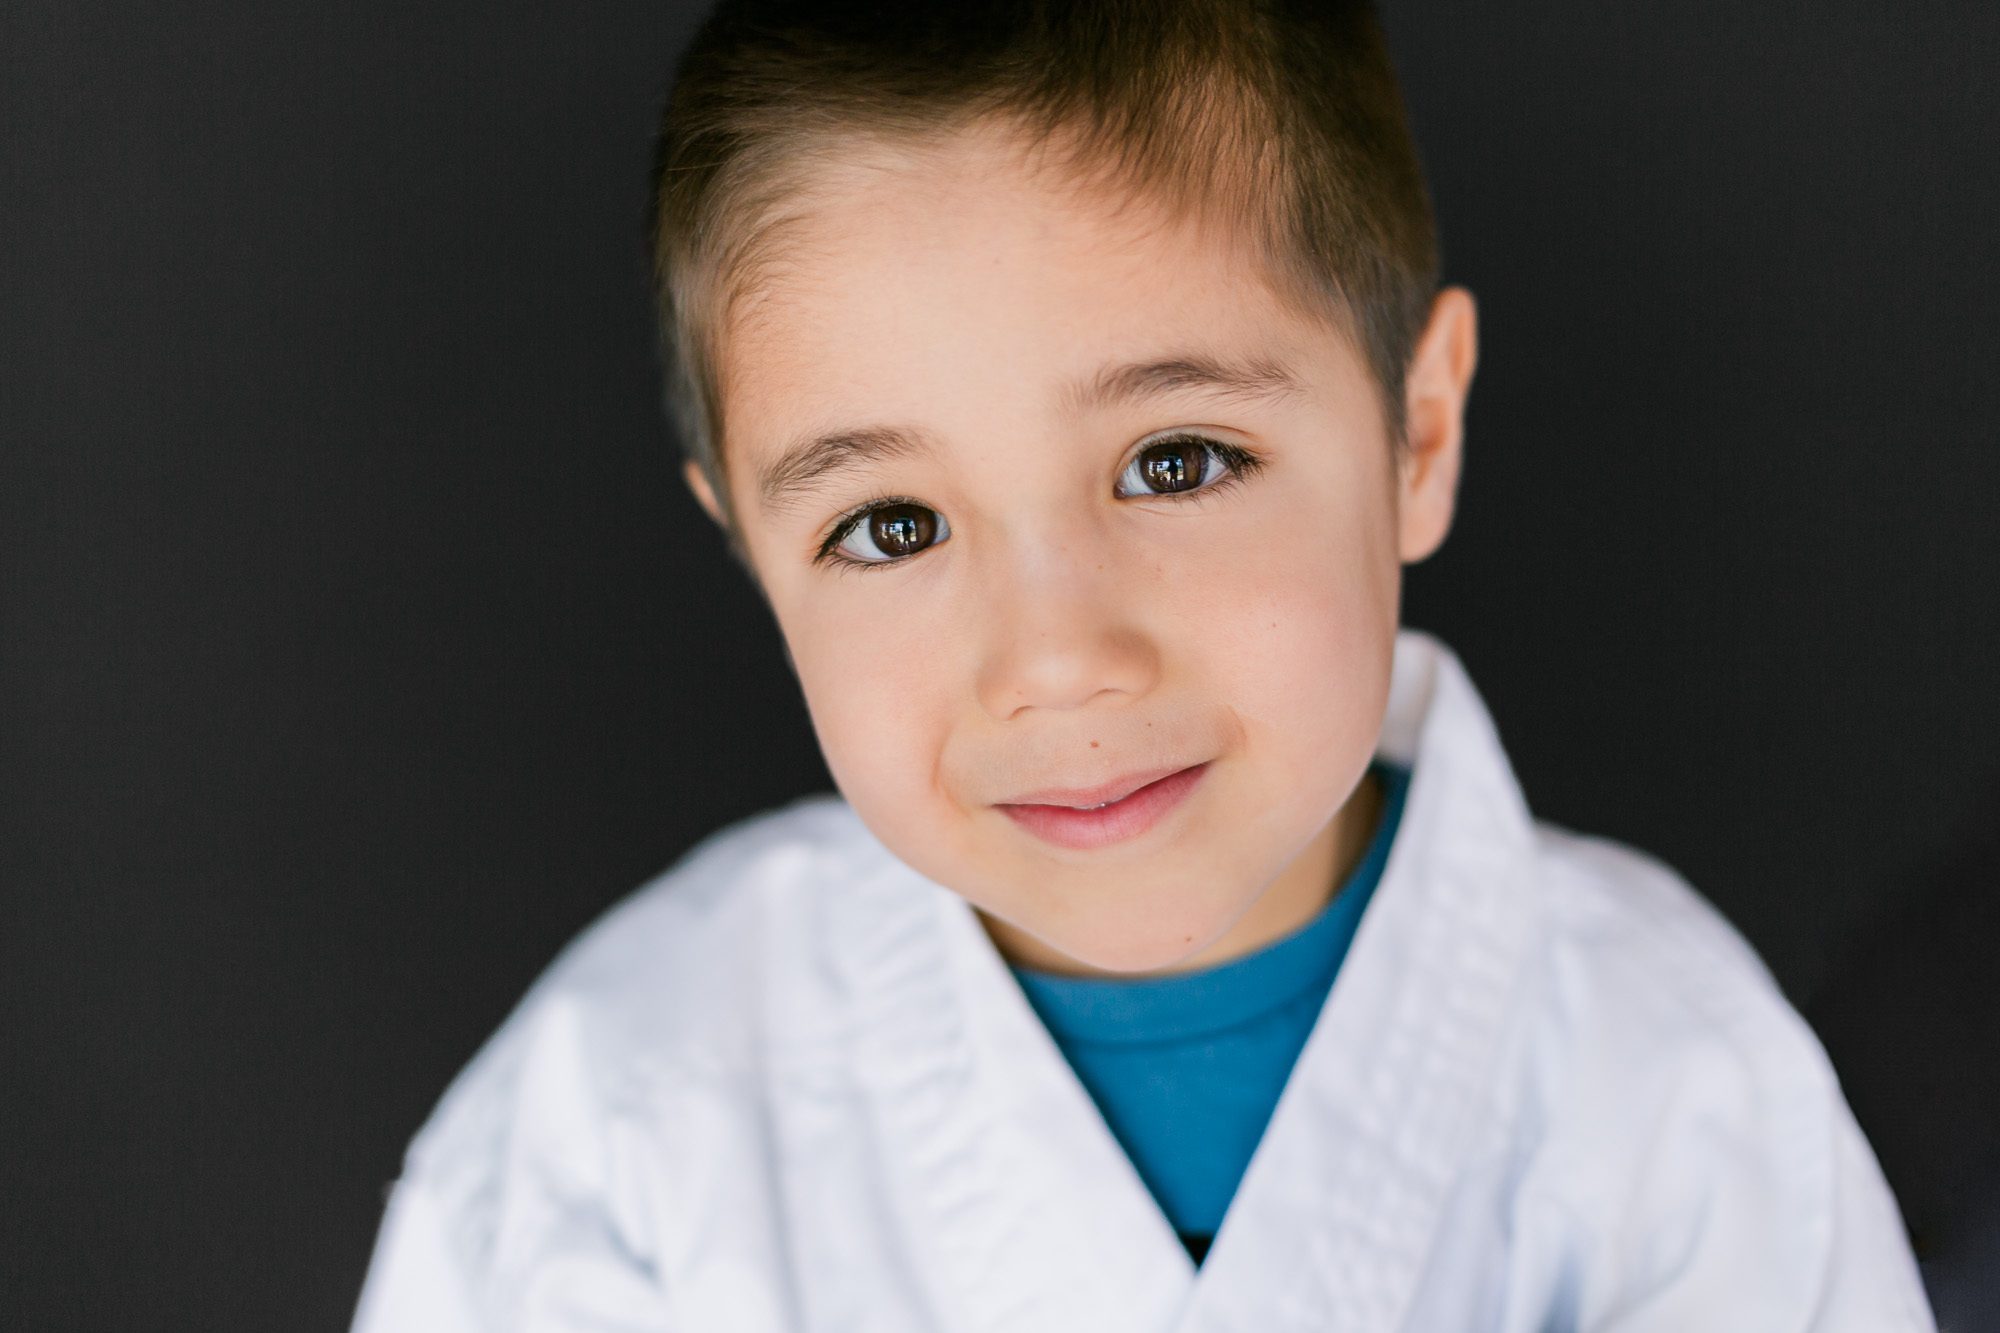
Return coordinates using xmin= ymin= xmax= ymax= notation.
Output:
xmin=351 ymin=628 xmax=1936 ymax=1332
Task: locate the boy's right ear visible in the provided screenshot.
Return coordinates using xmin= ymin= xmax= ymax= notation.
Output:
xmin=682 ymin=458 xmax=767 ymax=593
xmin=682 ymin=460 xmax=727 ymax=528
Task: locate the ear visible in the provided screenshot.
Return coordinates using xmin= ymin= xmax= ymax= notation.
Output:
xmin=682 ymin=459 xmax=727 ymax=528
xmin=683 ymin=457 xmax=768 ymax=592
xmin=1396 ymin=285 xmax=1479 ymax=564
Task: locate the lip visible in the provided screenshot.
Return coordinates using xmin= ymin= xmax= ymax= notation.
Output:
xmin=1001 ymin=762 xmax=1195 ymax=809
xmin=995 ymin=762 xmax=1208 ymax=851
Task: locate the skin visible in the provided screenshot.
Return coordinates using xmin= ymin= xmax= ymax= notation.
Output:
xmin=684 ymin=123 xmax=1477 ymax=978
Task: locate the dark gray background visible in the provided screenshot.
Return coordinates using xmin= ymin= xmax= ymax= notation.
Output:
xmin=4 ymin=3 xmax=1995 ymax=1328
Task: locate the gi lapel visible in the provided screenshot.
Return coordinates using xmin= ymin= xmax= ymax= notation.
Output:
xmin=839 ymin=844 xmax=1195 ymax=1333
xmin=1171 ymin=630 xmax=1541 ymax=1331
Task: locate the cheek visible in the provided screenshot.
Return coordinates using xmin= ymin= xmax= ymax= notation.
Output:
xmin=784 ymin=600 xmax=957 ymax=829
xmin=1183 ymin=477 xmax=1400 ymax=808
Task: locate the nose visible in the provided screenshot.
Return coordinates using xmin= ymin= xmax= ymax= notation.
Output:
xmin=973 ymin=538 xmax=1162 ymax=721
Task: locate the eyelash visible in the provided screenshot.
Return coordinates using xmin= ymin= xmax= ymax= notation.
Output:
xmin=811 ymin=433 xmax=1266 ymax=573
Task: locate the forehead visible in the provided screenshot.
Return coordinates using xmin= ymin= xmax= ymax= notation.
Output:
xmin=716 ymin=126 xmax=1344 ymax=483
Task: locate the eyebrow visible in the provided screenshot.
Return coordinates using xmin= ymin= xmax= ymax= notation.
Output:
xmin=1061 ymin=350 xmax=1305 ymax=419
xmin=756 ymin=348 xmax=1304 ymax=514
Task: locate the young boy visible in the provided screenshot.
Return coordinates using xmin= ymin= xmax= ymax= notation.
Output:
xmin=353 ymin=2 xmax=1936 ymax=1328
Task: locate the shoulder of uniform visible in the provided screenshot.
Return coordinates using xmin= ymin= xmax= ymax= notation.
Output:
xmin=530 ymin=789 xmax=873 ymax=998
xmin=1515 ymin=818 xmax=1847 ymax=1168
xmin=1527 ymin=820 xmax=1798 ymax=1034
xmin=1512 ymin=822 xmax=1848 ymax=1296
xmin=389 ymin=792 xmax=875 ymax=1212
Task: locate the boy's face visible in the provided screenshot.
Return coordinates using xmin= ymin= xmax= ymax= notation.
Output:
xmin=688 ymin=125 xmax=1474 ymax=976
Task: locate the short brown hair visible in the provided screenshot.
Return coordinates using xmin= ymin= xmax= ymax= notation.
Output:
xmin=643 ymin=0 xmax=1438 ymax=538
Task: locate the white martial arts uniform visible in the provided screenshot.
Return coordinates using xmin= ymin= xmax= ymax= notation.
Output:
xmin=351 ymin=628 xmax=1937 ymax=1332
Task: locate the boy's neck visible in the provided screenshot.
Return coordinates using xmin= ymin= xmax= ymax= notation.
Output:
xmin=981 ymin=765 xmax=1387 ymax=979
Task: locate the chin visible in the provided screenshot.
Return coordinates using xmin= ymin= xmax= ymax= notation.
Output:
xmin=1057 ymin=906 xmax=1235 ymax=975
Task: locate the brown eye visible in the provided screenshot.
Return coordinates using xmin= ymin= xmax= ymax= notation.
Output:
xmin=870 ymin=505 xmax=935 ymax=555
xmin=1115 ymin=434 xmax=1243 ymax=499
xmin=1137 ymin=439 xmax=1205 ymax=493
xmin=831 ymin=501 xmax=949 ymax=566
